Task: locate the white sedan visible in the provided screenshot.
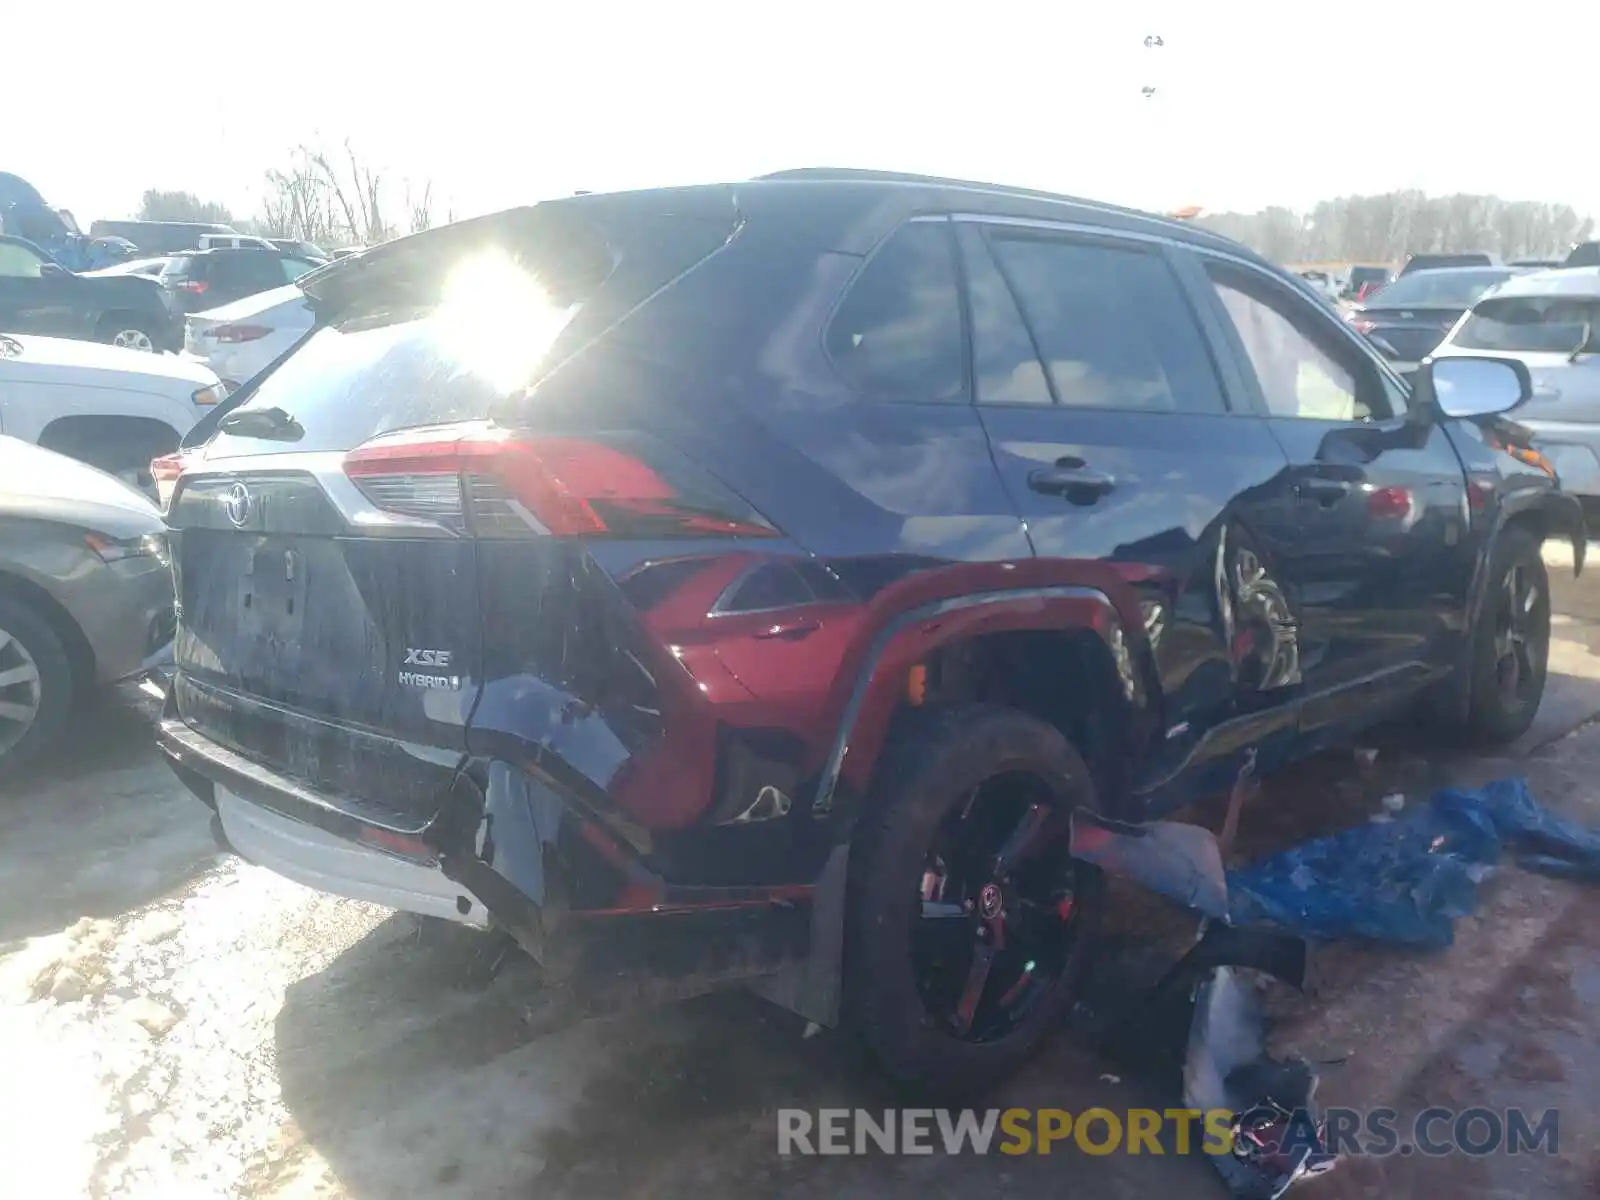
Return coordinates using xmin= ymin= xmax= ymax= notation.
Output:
xmin=180 ymin=284 xmax=314 ymax=392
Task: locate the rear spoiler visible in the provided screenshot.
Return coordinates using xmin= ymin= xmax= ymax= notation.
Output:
xmin=296 ymin=206 xmax=548 ymax=321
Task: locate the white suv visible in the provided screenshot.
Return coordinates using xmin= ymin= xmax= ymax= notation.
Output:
xmin=0 ymin=332 xmax=222 ymax=486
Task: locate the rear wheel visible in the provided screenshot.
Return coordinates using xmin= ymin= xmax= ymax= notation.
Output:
xmin=1462 ymin=525 xmax=1550 ymax=744
xmin=0 ymin=594 xmax=75 ymax=774
xmin=845 ymin=704 xmax=1101 ymax=1097
xmin=96 ymin=314 xmax=160 ymax=354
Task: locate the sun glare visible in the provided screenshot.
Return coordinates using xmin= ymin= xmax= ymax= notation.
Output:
xmin=432 ymin=250 xmax=576 ymax=393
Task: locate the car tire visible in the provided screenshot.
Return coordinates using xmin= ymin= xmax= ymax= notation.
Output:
xmin=0 ymin=593 xmax=75 ymax=775
xmin=96 ymin=314 xmax=160 ymax=354
xmin=1462 ymin=524 xmax=1550 ymax=745
xmin=844 ymin=703 xmax=1102 ymax=1098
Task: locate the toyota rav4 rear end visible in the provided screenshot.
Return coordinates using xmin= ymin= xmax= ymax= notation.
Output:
xmin=156 ymin=187 xmax=857 ymax=1004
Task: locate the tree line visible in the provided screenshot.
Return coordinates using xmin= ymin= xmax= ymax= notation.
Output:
xmin=136 ymin=141 xmax=445 ymax=248
xmin=1195 ymin=191 xmax=1595 ymax=265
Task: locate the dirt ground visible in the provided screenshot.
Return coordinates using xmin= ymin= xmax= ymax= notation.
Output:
xmin=2 ymin=547 xmax=1598 ymax=1200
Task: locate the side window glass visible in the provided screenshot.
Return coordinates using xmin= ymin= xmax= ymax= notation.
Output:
xmin=987 ymin=236 xmax=1226 ymax=414
xmin=0 ymin=242 xmax=45 ymax=279
xmin=825 ymin=222 xmax=965 ymax=404
xmin=282 ymin=257 xmax=318 ymax=282
xmin=956 ymin=225 xmax=1052 ymax=405
xmin=1208 ymin=267 xmax=1394 ymax=422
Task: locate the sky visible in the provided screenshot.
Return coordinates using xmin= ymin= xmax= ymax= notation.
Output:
xmin=10 ymin=0 xmax=1595 ymax=227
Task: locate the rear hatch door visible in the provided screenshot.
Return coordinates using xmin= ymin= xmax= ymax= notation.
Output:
xmin=169 ymin=197 xmax=739 ymax=829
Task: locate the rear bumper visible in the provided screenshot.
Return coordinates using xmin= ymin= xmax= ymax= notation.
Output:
xmin=156 ymin=711 xmax=813 ymax=979
xmin=214 ymin=787 xmax=491 ymax=925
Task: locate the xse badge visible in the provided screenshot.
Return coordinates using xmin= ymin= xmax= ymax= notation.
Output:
xmin=399 ymin=647 xmax=462 ymax=691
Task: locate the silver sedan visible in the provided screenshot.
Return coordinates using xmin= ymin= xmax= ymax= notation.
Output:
xmin=0 ymin=436 xmax=174 ymax=770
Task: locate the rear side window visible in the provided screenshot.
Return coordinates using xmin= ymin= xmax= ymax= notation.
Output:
xmin=825 ymin=222 xmax=965 ymax=404
xmin=160 ymin=255 xmax=194 ymax=279
xmin=1454 ymin=295 xmax=1600 ymax=354
xmin=986 ymin=235 xmax=1226 ymax=413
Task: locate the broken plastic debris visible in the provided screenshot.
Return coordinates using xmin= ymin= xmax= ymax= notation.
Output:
xmin=1353 ymin=747 xmax=1378 ymax=767
xmin=1230 ymin=777 xmax=1600 ymax=947
xmin=1099 ymin=1073 xmax=1121 ymax=1084
xmin=1070 ymin=810 xmax=1229 ymax=920
xmin=1381 ymin=793 xmax=1405 ymax=814
xmin=1184 ymin=968 xmax=1338 ymax=1198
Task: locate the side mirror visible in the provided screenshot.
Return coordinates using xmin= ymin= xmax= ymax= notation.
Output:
xmin=37 ymin=261 xmax=68 ymax=280
xmin=1417 ymin=355 xmax=1532 ymax=420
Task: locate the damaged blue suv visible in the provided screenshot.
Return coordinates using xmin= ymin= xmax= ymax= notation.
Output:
xmin=156 ymin=169 xmax=1584 ymax=1094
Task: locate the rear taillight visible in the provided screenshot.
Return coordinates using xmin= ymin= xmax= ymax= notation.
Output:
xmin=150 ymin=452 xmax=188 ymax=511
xmin=342 ymin=425 xmax=777 ymax=539
xmin=207 ymin=323 xmax=271 ymax=343
xmin=175 ymin=280 xmax=209 ymax=295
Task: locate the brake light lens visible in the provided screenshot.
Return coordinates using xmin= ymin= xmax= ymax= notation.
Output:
xmin=1346 ymin=314 xmax=1377 ymax=334
xmin=207 ymin=323 xmax=271 ymax=343
xmin=175 ymin=280 xmax=209 ymax=294
xmin=342 ymin=425 xmax=779 ymax=539
xmin=150 ymin=451 xmax=193 ymax=511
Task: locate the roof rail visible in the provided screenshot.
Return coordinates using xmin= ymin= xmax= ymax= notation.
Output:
xmin=753 ymin=167 xmax=1091 ymax=206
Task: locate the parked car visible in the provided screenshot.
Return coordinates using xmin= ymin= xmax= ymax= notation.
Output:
xmin=157 ymin=248 xmax=324 ymax=316
xmin=154 ymin=173 xmax=1581 ymax=1095
xmin=0 ymin=436 xmax=175 ymax=770
xmin=89 ymin=219 xmax=240 ymax=255
xmin=83 ymin=256 xmax=172 ymax=280
xmin=1433 ymin=267 xmax=1600 ymax=507
xmin=1398 ymin=251 xmax=1502 ymax=277
xmin=180 ymin=284 xmax=315 ymax=392
xmin=1510 ymin=259 xmax=1562 ymax=269
xmin=269 ymin=238 xmax=330 ymax=259
xmin=1297 ymin=269 xmax=1344 ymax=303
xmin=1345 ymin=265 xmax=1393 ymax=299
xmin=0 ymin=331 xmax=222 ymax=484
xmin=1563 ymin=242 xmax=1600 ymax=268
xmin=0 ymin=235 xmax=180 ymax=352
xmin=198 ymin=233 xmax=279 ymax=252
xmin=1344 ymin=265 xmax=1526 ymax=375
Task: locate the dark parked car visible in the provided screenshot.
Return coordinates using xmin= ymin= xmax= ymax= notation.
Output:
xmin=1399 ymin=251 xmax=1502 ymax=276
xmin=1564 ymin=241 xmax=1600 ymax=268
xmin=156 ymin=172 xmax=1582 ymax=1095
xmin=89 ymin=219 xmax=240 ymax=255
xmin=0 ymin=436 xmax=174 ymax=771
xmin=0 ymin=234 xmax=179 ymax=351
xmin=157 ymin=248 xmax=325 ymax=314
xmin=268 ymin=238 xmax=329 ymax=259
xmin=1344 ymin=265 xmax=1526 ymax=374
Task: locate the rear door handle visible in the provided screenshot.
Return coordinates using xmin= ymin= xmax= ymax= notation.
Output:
xmin=1027 ymin=458 xmax=1117 ymax=505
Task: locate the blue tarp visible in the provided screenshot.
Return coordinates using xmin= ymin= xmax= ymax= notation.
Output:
xmin=1227 ymin=778 xmax=1600 ymax=948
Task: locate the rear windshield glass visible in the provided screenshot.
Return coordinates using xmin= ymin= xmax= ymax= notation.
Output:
xmin=203 ymin=208 xmax=617 ymax=457
xmin=1454 ymin=295 xmax=1600 ymax=354
xmin=1366 ymin=270 xmax=1508 ymax=308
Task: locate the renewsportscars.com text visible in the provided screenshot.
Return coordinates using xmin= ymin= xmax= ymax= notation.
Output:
xmin=777 ymin=1107 xmax=1559 ymax=1158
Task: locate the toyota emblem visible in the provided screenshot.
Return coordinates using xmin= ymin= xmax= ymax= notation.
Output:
xmin=224 ymin=482 xmax=252 ymax=528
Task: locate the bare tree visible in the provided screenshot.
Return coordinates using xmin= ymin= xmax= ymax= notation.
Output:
xmin=256 ymin=141 xmax=432 ymax=247
xmin=405 ymin=181 xmax=435 ymax=235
